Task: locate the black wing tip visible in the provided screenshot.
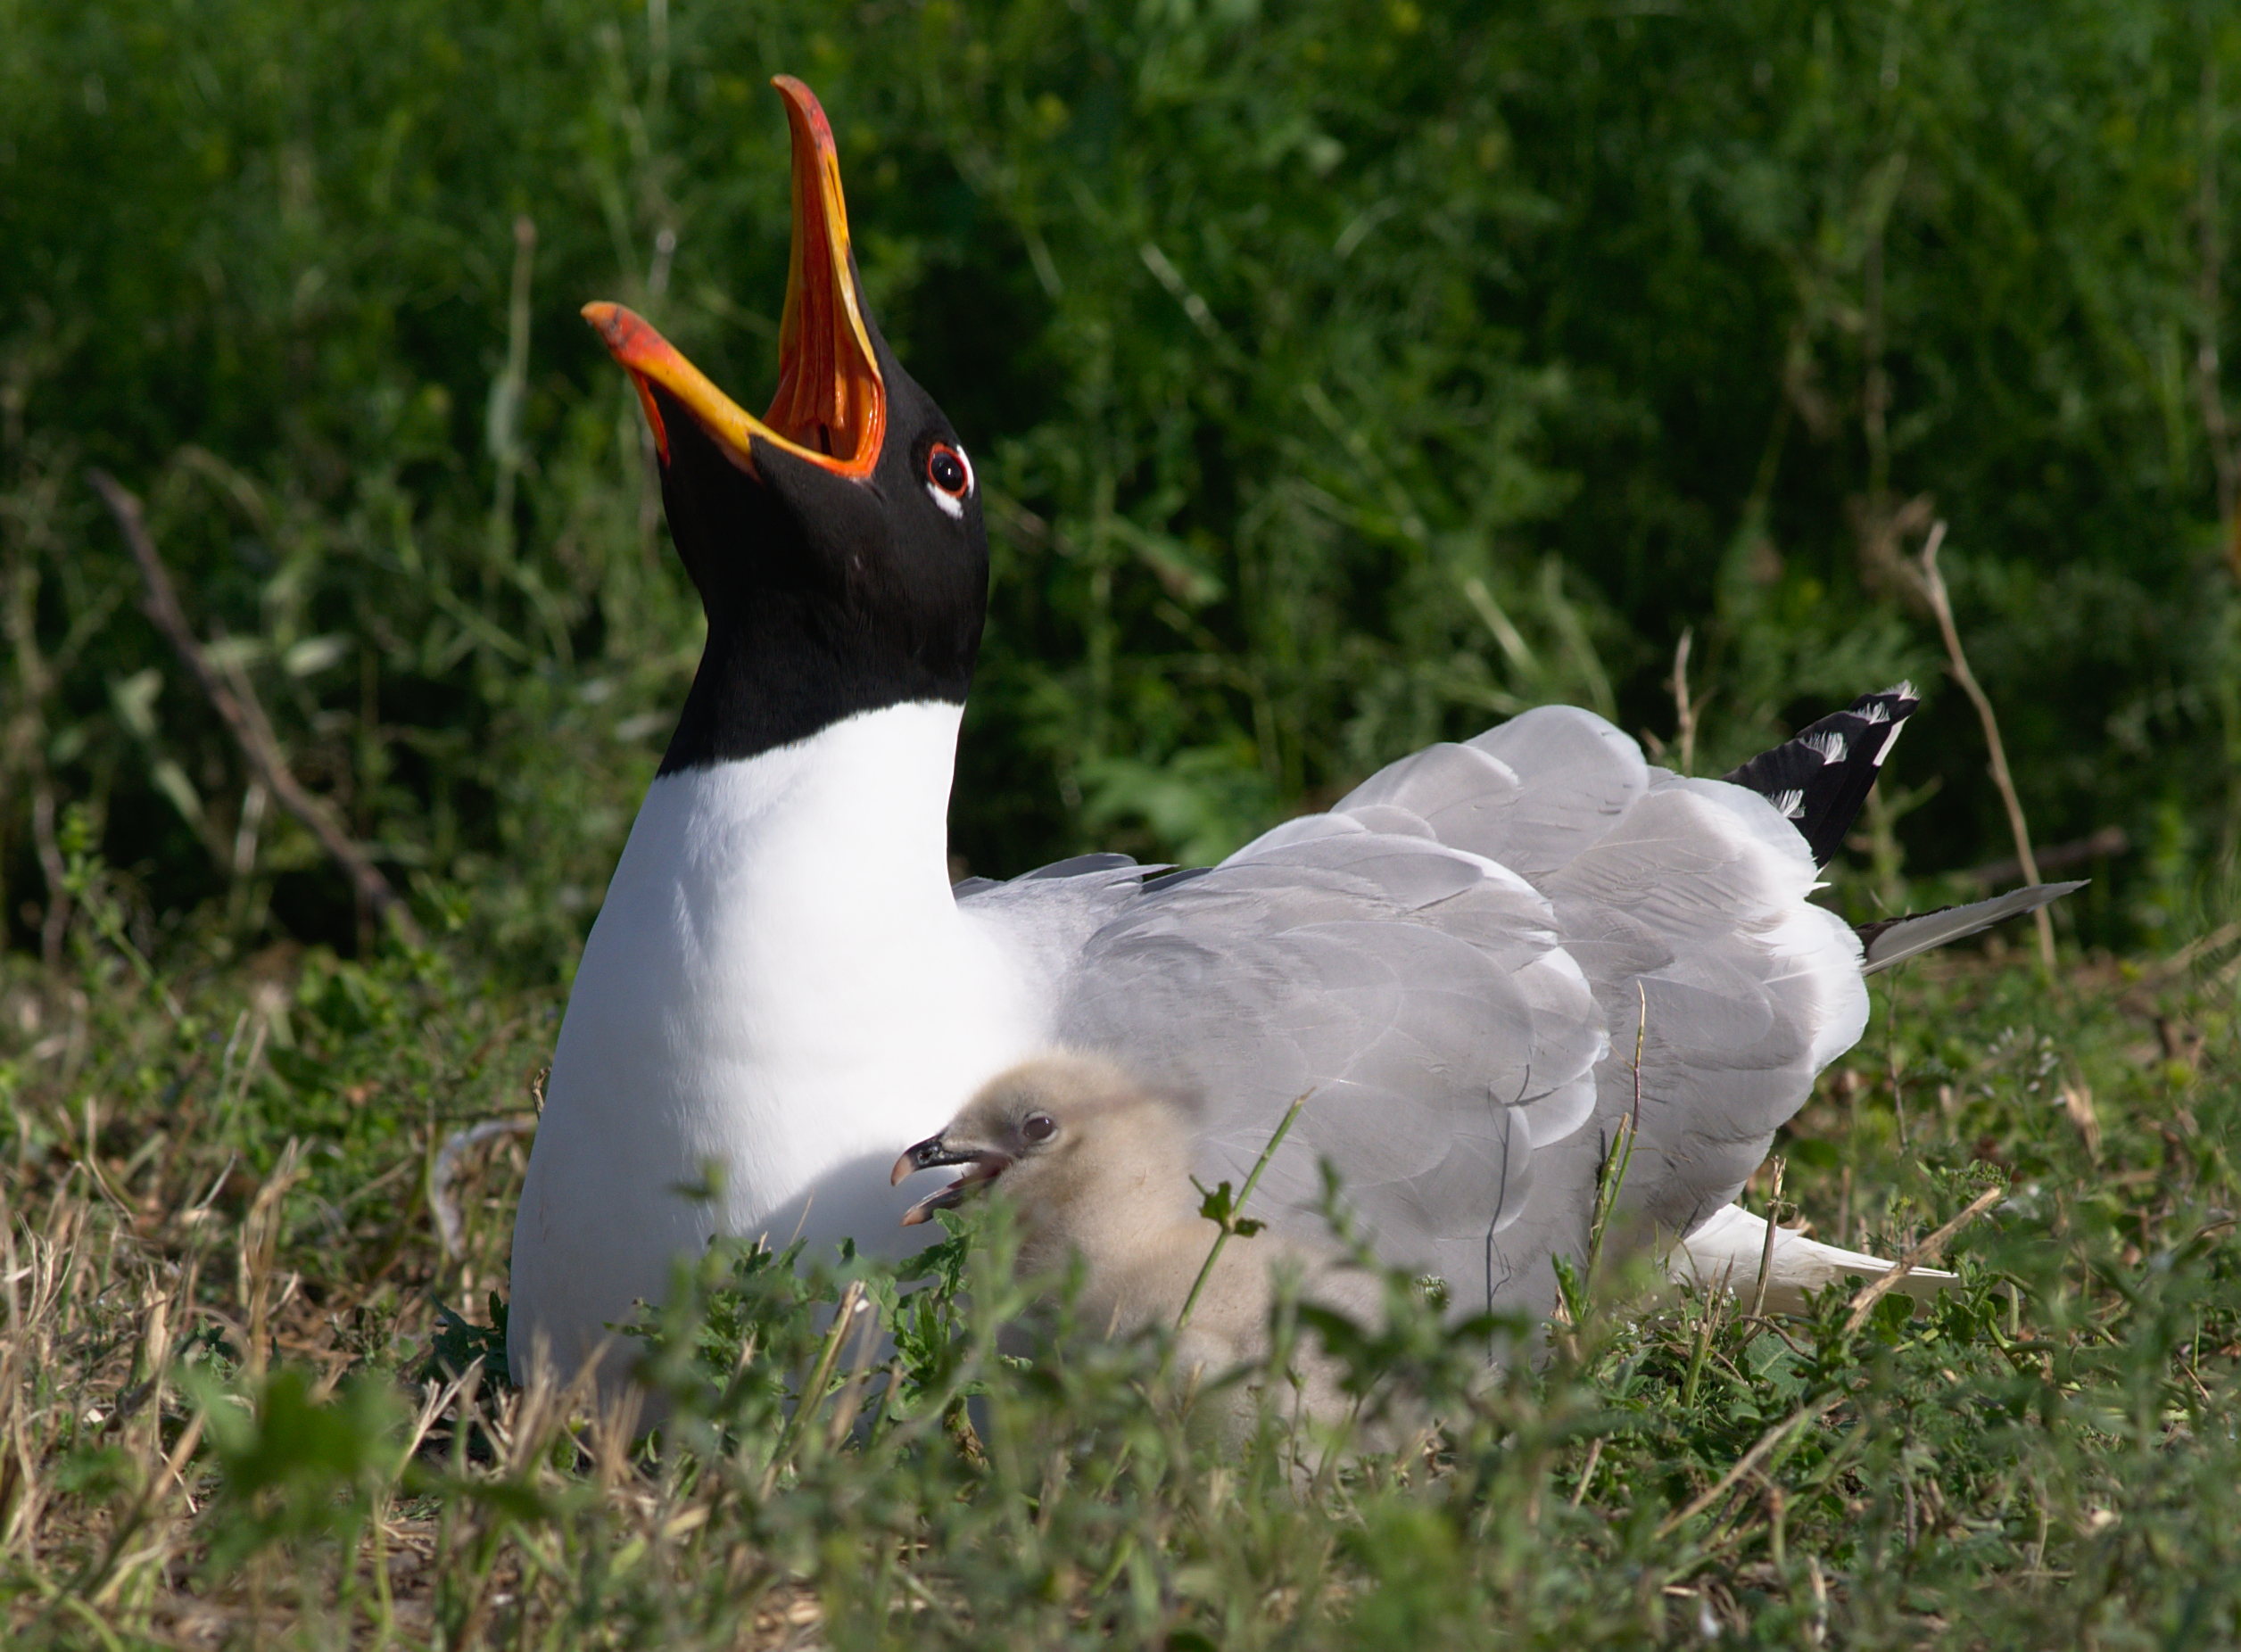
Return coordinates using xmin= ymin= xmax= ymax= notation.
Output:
xmin=1719 ymin=683 xmax=1923 ymax=866
xmin=1856 ymin=680 xmax=1921 ymax=713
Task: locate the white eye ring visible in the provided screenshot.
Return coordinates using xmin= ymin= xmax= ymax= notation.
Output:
xmin=923 ymin=442 xmax=973 ymax=520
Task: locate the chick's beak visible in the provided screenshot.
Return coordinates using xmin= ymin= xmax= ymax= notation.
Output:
xmin=891 ymin=1132 xmax=1013 ymax=1227
xmin=580 ymin=75 xmax=886 ymax=481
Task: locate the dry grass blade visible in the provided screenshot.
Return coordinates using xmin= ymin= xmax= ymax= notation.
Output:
xmin=1669 ymin=625 xmax=1700 ymax=777
xmin=1749 ymin=1157 xmax=1783 ymax=1324
xmin=430 ymin=1119 xmax=537 ymax=1259
xmin=1914 ymin=521 xmax=2055 ymax=971
xmin=1655 ymin=1393 xmax=1842 ymax=1539
xmin=238 ymin=1141 xmax=307 ymax=1383
xmin=87 ymin=468 xmax=422 ymax=945
xmin=1841 ymin=1185 xmax=2005 ymax=1335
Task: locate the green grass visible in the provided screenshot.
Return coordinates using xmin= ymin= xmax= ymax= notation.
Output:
xmin=2 ymin=896 xmax=2237 ymax=1648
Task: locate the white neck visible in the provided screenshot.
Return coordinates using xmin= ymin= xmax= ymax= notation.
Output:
xmin=653 ymin=698 xmax=965 ymax=946
xmin=535 ymin=702 xmax=1045 ymax=1253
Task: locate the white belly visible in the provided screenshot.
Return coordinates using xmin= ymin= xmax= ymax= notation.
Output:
xmin=508 ymin=704 xmax=1045 ymax=1383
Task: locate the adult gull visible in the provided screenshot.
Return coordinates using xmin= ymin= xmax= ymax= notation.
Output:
xmin=506 ymin=78 xmax=2074 ymax=1390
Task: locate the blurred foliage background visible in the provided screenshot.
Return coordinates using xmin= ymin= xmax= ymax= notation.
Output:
xmin=4 ymin=0 xmax=2239 ymax=984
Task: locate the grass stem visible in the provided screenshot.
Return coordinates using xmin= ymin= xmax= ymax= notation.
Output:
xmin=1840 ymin=1184 xmax=2005 ymax=1334
xmin=1177 ymin=1090 xmax=1311 ymax=1332
xmin=1914 ymin=521 xmax=2055 ymax=971
xmin=1582 ymin=984 xmax=1647 ymax=1300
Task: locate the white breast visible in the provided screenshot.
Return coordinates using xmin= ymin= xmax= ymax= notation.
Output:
xmin=509 ymin=702 xmax=1046 ymax=1382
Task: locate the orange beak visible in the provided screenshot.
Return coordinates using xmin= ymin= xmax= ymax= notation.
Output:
xmin=581 ymin=76 xmax=888 ymax=481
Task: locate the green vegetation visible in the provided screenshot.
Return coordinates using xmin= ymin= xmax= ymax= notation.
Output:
xmin=4 ymin=0 xmax=2241 ymax=1645
xmin=5 ymin=0 xmax=2237 ymax=951
xmin=4 ymin=882 xmax=2238 ymax=1644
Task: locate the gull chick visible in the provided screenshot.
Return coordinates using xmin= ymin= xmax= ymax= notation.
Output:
xmin=893 ymin=1052 xmax=1384 ymax=1442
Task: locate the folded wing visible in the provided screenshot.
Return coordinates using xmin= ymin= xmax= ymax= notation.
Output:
xmin=963 ymin=705 xmax=1873 ymax=1321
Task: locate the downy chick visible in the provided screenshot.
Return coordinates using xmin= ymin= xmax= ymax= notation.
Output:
xmin=892 ymin=1052 xmax=1385 ymax=1447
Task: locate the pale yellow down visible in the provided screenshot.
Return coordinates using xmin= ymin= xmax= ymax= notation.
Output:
xmin=925 ymin=1051 xmax=1387 ymax=1445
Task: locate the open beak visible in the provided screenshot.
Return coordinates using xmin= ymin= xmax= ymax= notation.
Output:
xmin=581 ymin=76 xmax=887 ymax=481
xmin=891 ymin=1133 xmax=1013 ymax=1227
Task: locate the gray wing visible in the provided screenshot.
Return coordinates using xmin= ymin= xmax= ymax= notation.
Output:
xmin=965 ymin=706 xmax=1868 ymax=1323
xmin=1263 ymin=711 xmax=1864 ymax=1310
xmin=1052 ymin=830 xmax=1608 ymax=1319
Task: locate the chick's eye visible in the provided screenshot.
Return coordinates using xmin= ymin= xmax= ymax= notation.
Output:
xmin=1021 ymin=1113 xmax=1056 ymax=1144
xmin=923 ymin=442 xmax=973 ymax=518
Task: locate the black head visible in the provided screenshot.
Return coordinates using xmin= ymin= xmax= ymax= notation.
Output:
xmin=583 ymin=78 xmax=988 ymax=771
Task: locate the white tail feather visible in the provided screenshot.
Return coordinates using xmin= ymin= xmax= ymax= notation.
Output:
xmin=1668 ymin=1202 xmax=1956 ymax=1316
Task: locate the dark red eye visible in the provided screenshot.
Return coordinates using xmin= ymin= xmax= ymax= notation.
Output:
xmin=927 ymin=443 xmax=971 ymax=497
xmin=1021 ymin=1113 xmax=1056 ymax=1144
